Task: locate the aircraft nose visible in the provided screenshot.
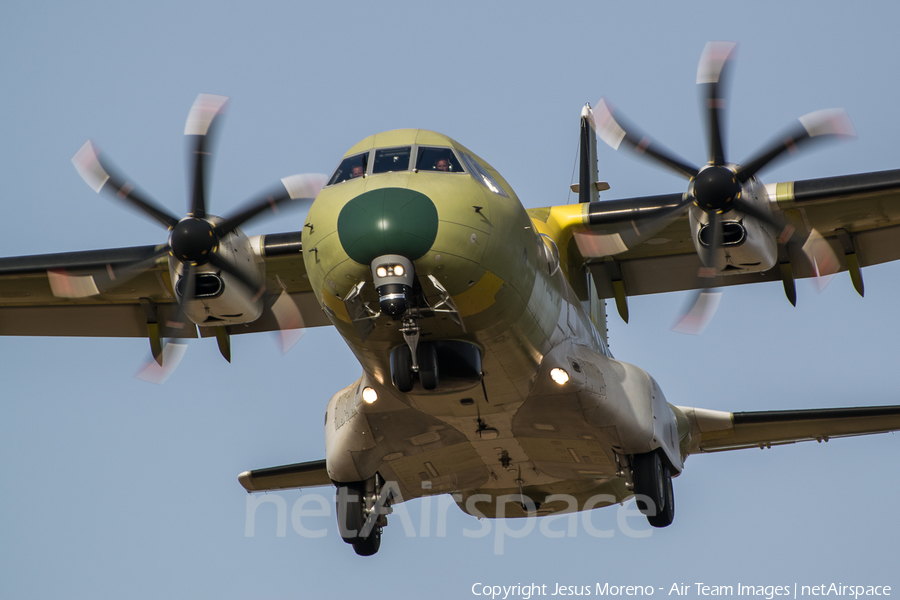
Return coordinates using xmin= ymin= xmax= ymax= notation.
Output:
xmin=337 ymin=188 xmax=439 ymax=265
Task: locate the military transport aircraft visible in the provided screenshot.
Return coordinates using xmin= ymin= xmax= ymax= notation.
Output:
xmin=2 ymin=43 xmax=899 ymax=556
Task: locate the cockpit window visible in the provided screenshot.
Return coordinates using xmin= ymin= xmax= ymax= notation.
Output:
xmin=372 ymin=147 xmax=411 ymax=174
xmin=327 ymin=145 xmax=505 ymax=190
xmin=460 ymin=152 xmax=509 ymax=197
xmin=327 ymin=152 xmax=368 ymax=186
xmin=416 ymin=147 xmax=464 ymax=173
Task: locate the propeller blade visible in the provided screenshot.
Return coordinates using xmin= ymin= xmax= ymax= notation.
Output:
xmin=46 ymin=269 xmax=100 ymax=298
xmin=674 ymin=212 xmax=722 ymax=335
xmin=731 ymin=196 xmax=784 ymax=230
xmin=214 ymin=173 xmax=327 ymax=236
xmin=46 ymin=246 xmax=170 ymax=298
xmin=135 ymin=341 xmax=188 ymax=384
xmin=698 ymin=210 xmax=722 ymax=271
xmin=697 ymin=41 xmax=736 ymax=166
xmin=593 ymin=99 xmax=700 ymax=180
xmin=736 ymin=109 xmax=856 ymax=183
xmin=184 ymin=94 xmax=229 ymax=219
xmin=108 ymin=245 xmax=171 ymax=282
xmin=731 ymin=197 xmax=839 ymax=290
xmin=72 ymin=141 xmax=179 ymax=229
xmin=136 ymin=263 xmax=198 ymax=383
xmin=271 ymin=290 xmax=306 ymax=353
xmin=672 ymin=289 xmax=722 ymax=335
xmin=802 ymin=228 xmax=840 ymax=291
xmin=166 ymin=262 xmax=197 ymax=333
xmin=574 ymin=193 xmax=692 ymax=256
xmin=207 ymin=253 xmax=266 ymax=302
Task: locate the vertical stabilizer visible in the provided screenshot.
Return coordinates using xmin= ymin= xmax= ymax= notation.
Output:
xmin=578 ymin=104 xmax=609 ymax=203
xmin=580 ymin=104 xmax=610 ymax=349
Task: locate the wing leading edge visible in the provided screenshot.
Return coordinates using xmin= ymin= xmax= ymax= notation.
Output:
xmin=531 ymin=168 xmax=900 ymax=299
xmin=0 ymin=231 xmax=330 ymax=338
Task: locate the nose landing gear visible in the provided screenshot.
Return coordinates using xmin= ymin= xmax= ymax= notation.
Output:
xmin=390 ymin=335 xmax=440 ymax=393
xmin=391 ymin=340 xmax=483 ymax=393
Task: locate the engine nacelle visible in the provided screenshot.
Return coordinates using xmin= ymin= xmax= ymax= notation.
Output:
xmin=168 ymin=228 xmax=265 ymax=327
xmin=688 ymin=177 xmax=778 ymax=275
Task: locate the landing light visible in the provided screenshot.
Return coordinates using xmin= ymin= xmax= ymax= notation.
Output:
xmin=362 ymin=386 xmax=378 ymax=404
xmin=550 ymin=368 xmax=569 ymax=385
xmin=375 ymin=264 xmax=405 ymax=278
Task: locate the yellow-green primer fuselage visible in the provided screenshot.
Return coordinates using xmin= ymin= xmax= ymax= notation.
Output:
xmin=302 ymin=129 xmax=683 ymax=517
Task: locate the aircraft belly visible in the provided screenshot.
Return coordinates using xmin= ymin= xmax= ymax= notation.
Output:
xmin=326 ymin=335 xmax=681 ymax=504
xmin=512 ymin=397 xmax=617 ymax=465
xmin=325 ymin=263 xmax=605 ymax=498
xmin=517 ymin=439 xmax=615 ymax=475
xmin=511 ymin=371 xmax=620 ymax=483
xmin=457 ymin=478 xmax=633 ymax=519
xmin=326 ymin=374 xmax=502 ymax=499
xmin=376 ymin=445 xmax=487 ymax=497
xmin=524 ymin=340 xmax=683 ymax=471
xmin=322 ymin=366 xmax=638 ymax=513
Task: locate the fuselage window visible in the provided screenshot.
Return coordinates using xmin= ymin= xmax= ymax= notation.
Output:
xmin=327 ymin=152 xmax=368 ymax=186
xmin=460 ymin=152 xmax=509 ymax=197
xmin=372 ymin=147 xmax=411 ymax=174
xmin=416 ymin=147 xmax=464 ymax=173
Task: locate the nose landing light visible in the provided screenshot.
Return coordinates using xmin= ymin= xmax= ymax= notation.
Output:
xmin=372 ymin=254 xmax=415 ymax=319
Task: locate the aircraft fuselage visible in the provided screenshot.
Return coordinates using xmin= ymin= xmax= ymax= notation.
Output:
xmin=301 ymin=129 xmax=684 ymax=518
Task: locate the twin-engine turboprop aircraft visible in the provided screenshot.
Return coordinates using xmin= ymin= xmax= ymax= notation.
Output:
xmin=2 ymin=43 xmax=900 ymax=556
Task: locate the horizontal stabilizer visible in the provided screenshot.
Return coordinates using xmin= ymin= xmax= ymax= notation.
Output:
xmin=238 ymin=458 xmax=332 ymax=492
xmin=677 ymin=404 xmax=900 ymax=454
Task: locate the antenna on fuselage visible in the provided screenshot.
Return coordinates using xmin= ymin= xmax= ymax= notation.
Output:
xmin=480 ymin=373 xmax=490 ymax=405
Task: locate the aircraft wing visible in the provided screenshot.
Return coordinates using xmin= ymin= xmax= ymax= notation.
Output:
xmin=676 ymin=404 xmax=900 ymax=454
xmin=532 ymin=168 xmax=900 ymax=299
xmin=238 ymin=459 xmax=333 ymax=492
xmin=0 ymin=231 xmax=330 ymax=338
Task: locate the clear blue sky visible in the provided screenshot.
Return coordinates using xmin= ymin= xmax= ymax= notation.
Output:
xmin=2 ymin=2 xmax=899 ymax=598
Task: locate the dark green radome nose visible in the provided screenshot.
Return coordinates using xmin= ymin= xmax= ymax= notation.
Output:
xmin=337 ymin=188 xmax=439 ymax=265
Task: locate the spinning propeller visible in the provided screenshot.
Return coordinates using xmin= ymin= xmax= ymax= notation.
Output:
xmin=70 ymin=94 xmax=325 ymax=380
xmin=593 ymin=42 xmax=852 ymax=333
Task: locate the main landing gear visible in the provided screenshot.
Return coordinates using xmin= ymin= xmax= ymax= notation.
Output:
xmin=632 ymin=451 xmax=675 ymax=528
xmin=336 ymin=477 xmax=388 ymax=556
